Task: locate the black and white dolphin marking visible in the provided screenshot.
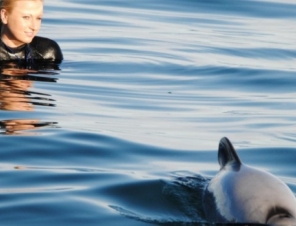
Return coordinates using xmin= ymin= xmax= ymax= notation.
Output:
xmin=203 ymin=137 xmax=296 ymax=225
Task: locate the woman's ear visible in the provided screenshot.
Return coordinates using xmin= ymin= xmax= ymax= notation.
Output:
xmin=1 ymin=9 xmax=8 ymax=24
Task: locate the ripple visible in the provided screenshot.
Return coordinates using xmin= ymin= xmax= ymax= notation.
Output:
xmin=1 ymin=0 xmax=296 ymax=225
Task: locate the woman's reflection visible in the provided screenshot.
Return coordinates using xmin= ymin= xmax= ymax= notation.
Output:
xmin=1 ymin=76 xmax=33 ymax=111
xmin=0 ymin=61 xmax=59 ymax=134
xmin=0 ymin=119 xmax=57 ymax=135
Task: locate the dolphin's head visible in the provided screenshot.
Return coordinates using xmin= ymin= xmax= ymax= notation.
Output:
xmin=266 ymin=207 xmax=296 ymax=226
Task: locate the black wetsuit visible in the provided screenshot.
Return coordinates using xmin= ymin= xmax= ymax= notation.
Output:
xmin=0 ymin=36 xmax=63 ymax=62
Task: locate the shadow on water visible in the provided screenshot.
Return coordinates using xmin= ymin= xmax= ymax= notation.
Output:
xmin=104 ymin=174 xmax=268 ymax=226
xmin=106 ymin=175 xmax=208 ymax=225
xmin=0 ymin=61 xmax=61 ymax=135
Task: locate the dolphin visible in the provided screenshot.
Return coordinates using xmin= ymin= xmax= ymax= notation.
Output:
xmin=203 ymin=137 xmax=296 ymax=225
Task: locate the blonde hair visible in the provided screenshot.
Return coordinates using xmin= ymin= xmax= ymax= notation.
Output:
xmin=1 ymin=0 xmax=19 ymax=32
xmin=1 ymin=0 xmax=17 ymax=14
xmin=0 ymin=0 xmax=43 ymax=32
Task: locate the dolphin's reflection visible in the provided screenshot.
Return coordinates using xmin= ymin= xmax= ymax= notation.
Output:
xmin=0 ymin=61 xmax=60 ymax=135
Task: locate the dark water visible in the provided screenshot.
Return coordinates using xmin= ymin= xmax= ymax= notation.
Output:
xmin=1 ymin=0 xmax=296 ymax=225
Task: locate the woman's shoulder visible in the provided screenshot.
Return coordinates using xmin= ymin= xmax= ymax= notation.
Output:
xmin=30 ymin=36 xmax=63 ymax=61
xmin=31 ymin=36 xmax=59 ymax=46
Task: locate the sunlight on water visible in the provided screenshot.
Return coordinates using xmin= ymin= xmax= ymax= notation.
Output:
xmin=1 ymin=0 xmax=296 ymax=225
xmin=36 ymin=0 xmax=296 ymax=149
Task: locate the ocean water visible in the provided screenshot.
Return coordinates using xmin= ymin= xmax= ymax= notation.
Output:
xmin=1 ymin=0 xmax=296 ymax=225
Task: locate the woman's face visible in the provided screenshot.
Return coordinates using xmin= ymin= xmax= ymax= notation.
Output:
xmin=1 ymin=0 xmax=43 ymax=47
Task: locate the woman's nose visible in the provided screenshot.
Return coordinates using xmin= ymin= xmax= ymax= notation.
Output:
xmin=29 ymin=19 xmax=37 ymax=30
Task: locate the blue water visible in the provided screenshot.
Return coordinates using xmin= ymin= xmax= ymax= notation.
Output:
xmin=1 ymin=0 xmax=296 ymax=225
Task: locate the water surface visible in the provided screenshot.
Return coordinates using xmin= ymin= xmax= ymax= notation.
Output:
xmin=0 ymin=0 xmax=296 ymax=225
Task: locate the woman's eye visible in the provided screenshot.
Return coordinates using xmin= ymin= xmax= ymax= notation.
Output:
xmin=23 ymin=16 xmax=30 ymax=19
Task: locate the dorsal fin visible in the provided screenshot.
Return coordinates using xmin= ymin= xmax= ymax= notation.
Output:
xmin=218 ymin=137 xmax=242 ymax=169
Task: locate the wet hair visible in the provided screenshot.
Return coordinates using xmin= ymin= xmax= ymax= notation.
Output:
xmin=0 ymin=0 xmax=43 ymax=32
xmin=0 ymin=0 xmax=16 ymax=32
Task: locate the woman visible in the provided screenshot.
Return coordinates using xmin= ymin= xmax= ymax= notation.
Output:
xmin=0 ymin=0 xmax=63 ymax=62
